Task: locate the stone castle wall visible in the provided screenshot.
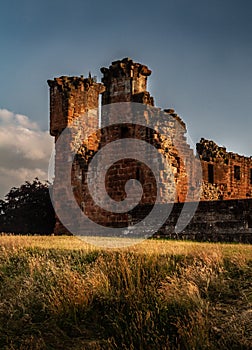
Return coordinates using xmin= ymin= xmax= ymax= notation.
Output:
xmin=197 ymin=138 xmax=252 ymax=200
xmin=48 ymin=58 xmax=252 ymax=241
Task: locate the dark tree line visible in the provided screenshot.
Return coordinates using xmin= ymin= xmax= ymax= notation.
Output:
xmin=0 ymin=178 xmax=55 ymax=234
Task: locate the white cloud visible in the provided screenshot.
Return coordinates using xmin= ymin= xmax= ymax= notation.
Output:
xmin=15 ymin=114 xmax=39 ymax=130
xmin=0 ymin=109 xmax=53 ymax=198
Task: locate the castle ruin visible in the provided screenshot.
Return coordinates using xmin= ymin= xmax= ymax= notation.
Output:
xmin=48 ymin=58 xmax=252 ymax=242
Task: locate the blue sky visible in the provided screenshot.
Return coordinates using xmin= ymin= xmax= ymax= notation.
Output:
xmin=0 ymin=0 xmax=251 ymax=196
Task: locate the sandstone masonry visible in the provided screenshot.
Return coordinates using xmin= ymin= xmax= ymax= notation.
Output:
xmin=48 ymin=58 xmax=252 ymax=241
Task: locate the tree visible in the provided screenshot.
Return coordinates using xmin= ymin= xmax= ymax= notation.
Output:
xmin=0 ymin=178 xmax=55 ymax=234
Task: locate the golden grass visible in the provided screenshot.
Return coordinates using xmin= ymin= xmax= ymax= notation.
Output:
xmin=0 ymin=234 xmax=251 ymax=349
xmin=0 ymin=234 xmax=252 ymax=259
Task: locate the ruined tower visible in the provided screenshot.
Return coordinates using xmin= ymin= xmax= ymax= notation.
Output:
xmin=101 ymin=57 xmax=154 ymax=106
xmin=48 ymin=58 xmax=199 ymax=235
xmin=48 ymin=76 xmax=105 ymax=234
xmin=98 ymin=58 xmax=194 ymax=209
xmin=48 ymin=76 xmax=104 ymax=138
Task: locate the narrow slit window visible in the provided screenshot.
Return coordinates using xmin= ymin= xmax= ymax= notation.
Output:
xmin=234 ymin=165 xmax=240 ymax=180
xmin=136 ymin=168 xmax=140 ymax=181
xmin=208 ymin=164 xmax=214 ymax=184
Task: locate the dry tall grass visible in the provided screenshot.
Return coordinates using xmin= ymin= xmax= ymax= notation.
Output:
xmin=0 ymin=235 xmax=251 ymax=349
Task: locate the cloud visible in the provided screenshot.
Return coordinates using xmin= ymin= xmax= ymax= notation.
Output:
xmin=0 ymin=109 xmax=53 ymax=198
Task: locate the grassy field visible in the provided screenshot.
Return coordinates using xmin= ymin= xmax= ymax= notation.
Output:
xmin=0 ymin=235 xmax=251 ymax=349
